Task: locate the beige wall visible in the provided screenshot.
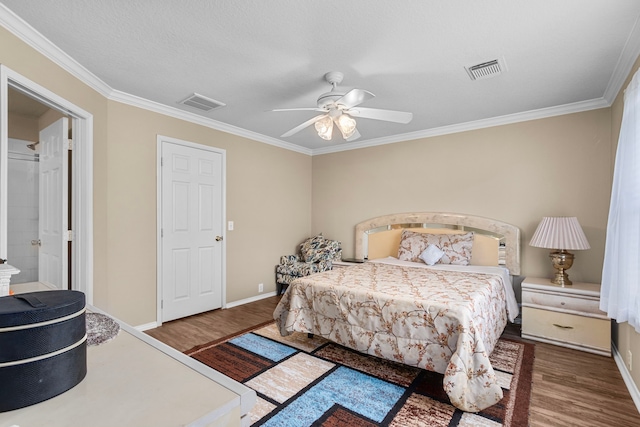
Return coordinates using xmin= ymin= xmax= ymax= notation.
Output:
xmin=105 ymin=102 xmax=312 ymax=324
xmin=38 ymin=109 xmax=66 ymax=133
xmin=312 ymin=109 xmax=612 ymax=285
xmin=0 ymin=25 xmax=111 ymax=311
xmin=1 ymin=26 xmax=312 ymax=325
xmin=8 ymin=112 xmax=38 ymax=141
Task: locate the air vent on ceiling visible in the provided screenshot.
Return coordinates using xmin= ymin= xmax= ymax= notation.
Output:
xmin=465 ymin=58 xmax=506 ymax=81
xmin=179 ymin=93 xmax=226 ymax=112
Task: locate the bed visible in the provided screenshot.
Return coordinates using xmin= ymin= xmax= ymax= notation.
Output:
xmin=273 ymin=212 xmax=521 ymax=412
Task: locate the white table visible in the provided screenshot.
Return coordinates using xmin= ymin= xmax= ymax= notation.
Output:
xmin=0 ymin=301 xmax=256 ymax=427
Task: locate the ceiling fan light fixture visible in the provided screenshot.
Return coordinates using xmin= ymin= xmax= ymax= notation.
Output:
xmin=274 ymin=71 xmax=412 ymax=143
xmin=335 ymin=113 xmax=357 ymax=139
xmin=315 ymin=115 xmax=333 ymax=140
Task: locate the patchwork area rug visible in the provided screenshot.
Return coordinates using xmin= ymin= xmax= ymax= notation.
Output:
xmin=186 ymin=323 xmax=534 ymax=426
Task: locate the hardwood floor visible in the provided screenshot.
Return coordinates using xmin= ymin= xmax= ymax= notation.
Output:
xmin=529 ymin=343 xmax=640 ymax=427
xmin=146 ymin=296 xmax=282 ymax=352
xmin=146 ymin=296 xmax=640 ymax=426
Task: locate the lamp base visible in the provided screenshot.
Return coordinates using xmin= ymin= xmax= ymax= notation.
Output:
xmin=551 ymin=271 xmax=572 ymax=287
xmin=549 ymin=250 xmax=574 ymax=287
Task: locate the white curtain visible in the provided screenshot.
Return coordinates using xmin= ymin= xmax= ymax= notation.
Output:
xmin=600 ymin=69 xmax=640 ymax=332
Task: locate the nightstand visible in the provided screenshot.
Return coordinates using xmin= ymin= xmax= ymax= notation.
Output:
xmin=331 ymin=259 xmax=365 ymax=269
xmin=521 ymin=277 xmax=611 ymax=356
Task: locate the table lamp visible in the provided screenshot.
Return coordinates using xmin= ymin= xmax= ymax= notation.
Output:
xmin=529 ymin=217 xmax=590 ymax=286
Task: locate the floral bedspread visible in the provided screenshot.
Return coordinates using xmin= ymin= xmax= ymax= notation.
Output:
xmin=273 ymin=258 xmax=515 ymax=412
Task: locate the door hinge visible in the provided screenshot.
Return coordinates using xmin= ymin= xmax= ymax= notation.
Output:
xmin=67 ymin=139 xmax=73 ymax=150
xmin=161 ymin=300 xmax=163 ymax=309
xmin=66 ymin=230 xmax=75 ymax=241
xmin=161 ymin=229 xmax=163 ymax=238
xmin=160 ymin=157 xmax=163 ymax=167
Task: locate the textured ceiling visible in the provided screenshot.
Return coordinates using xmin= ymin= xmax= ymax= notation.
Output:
xmin=2 ymin=1 xmax=640 ymax=154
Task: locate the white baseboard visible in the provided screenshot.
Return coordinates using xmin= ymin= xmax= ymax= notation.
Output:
xmin=225 ymin=291 xmax=277 ymax=309
xmin=141 ymin=292 xmax=277 ymax=330
xmin=135 ymin=321 xmax=159 ymax=331
xmin=612 ymin=342 xmax=640 ymax=413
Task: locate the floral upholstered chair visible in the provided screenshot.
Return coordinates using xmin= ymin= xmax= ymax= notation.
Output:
xmin=276 ymin=234 xmax=342 ymax=295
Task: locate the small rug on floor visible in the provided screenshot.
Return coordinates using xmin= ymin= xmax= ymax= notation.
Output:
xmin=185 ymin=323 xmax=534 ymax=426
xmin=86 ymin=312 xmax=120 ymax=346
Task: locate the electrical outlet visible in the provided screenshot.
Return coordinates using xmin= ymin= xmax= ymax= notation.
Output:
xmin=258 ymin=283 xmax=264 ymax=292
xmin=628 ymin=350 xmax=633 ymax=371
xmin=228 ymin=221 xmax=234 ymax=231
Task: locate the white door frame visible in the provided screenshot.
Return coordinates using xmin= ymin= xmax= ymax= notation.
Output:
xmin=156 ymin=135 xmax=226 ymax=326
xmin=0 ymin=65 xmax=94 ymax=303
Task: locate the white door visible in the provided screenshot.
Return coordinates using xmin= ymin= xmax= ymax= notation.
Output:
xmin=161 ymin=140 xmax=223 ymax=322
xmin=38 ymin=117 xmax=68 ymax=289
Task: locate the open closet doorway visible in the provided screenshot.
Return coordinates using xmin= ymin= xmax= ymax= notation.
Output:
xmin=7 ymin=89 xmax=72 ymax=289
xmin=0 ymin=66 xmax=94 ymax=303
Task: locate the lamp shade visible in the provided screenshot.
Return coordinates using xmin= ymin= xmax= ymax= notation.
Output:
xmin=335 ymin=114 xmax=356 ymax=139
xmin=314 ymin=116 xmax=333 ymax=140
xmin=529 ymin=217 xmax=590 ymax=250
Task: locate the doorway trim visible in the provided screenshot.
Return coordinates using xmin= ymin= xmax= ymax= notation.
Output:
xmin=156 ymin=134 xmax=226 ymax=327
xmin=0 ymin=65 xmax=94 ymax=303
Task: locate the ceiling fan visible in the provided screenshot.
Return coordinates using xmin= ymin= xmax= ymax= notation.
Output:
xmin=273 ymin=71 xmax=413 ymax=142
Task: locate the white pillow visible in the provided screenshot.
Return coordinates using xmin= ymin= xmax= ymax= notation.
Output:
xmin=419 ymin=244 xmax=445 ymax=266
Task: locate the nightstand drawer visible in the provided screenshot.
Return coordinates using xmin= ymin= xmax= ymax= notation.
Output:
xmin=522 ymin=290 xmax=605 ymax=317
xmin=522 ymin=307 xmax=610 ymax=354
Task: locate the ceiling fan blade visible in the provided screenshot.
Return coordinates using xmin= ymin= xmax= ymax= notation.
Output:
xmin=272 ymin=107 xmax=325 ymax=112
xmin=281 ymin=114 xmax=327 ymax=137
xmin=335 ymin=89 xmax=375 ymax=109
xmin=346 ymin=128 xmax=361 ymax=142
xmin=347 ymin=107 xmax=413 ymax=124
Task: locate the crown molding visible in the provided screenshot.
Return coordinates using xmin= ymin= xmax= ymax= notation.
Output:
xmin=0 ymin=4 xmax=112 ymax=97
xmin=0 ymin=5 xmax=312 ymax=156
xmin=0 ymin=3 xmax=631 ymax=159
xmin=311 ymin=97 xmax=611 ymax=155
xmin=604 ymin=14 xmax=640 ymax=103
xmin=109 ymin=90 xmax=312 ymax=155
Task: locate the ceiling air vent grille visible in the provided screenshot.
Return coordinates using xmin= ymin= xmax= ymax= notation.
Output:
xmin=179 ymin=93 xmax=226 ymax=112
xmin=465 ymin=59 xmax=505 ymax=81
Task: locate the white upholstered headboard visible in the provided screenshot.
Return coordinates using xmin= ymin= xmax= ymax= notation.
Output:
xmin=354 ymin=212 xmax=521 ymax=275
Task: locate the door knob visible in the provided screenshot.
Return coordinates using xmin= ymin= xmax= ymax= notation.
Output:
xmin=215 ymin=236 xmax=223 ymax=241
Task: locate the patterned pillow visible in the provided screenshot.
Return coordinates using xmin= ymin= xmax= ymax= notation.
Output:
xmin=397 ymin=230 xmax=474 ymax=265
xmin=300 ymin=235 xmax=342 ymax=263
